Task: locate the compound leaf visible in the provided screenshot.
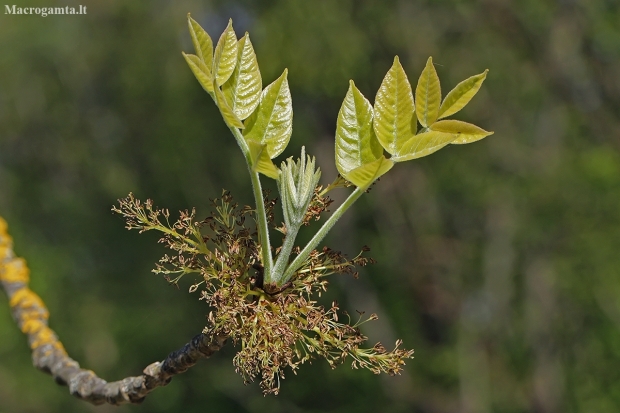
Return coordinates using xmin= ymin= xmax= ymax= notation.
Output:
xmin=243 ymin=69 xmax=292 ymax=159
xmin=431 ymin=119 xmax=493 ymax=144
xmin=374 ymin=56 xmax=415 ymax=155
xmin=247 ymin=140 xmax=280 ymax=179
xmin=188 ymin=15 xmax=213 ymax=69
xmin=212 ymin=19 xmax=238 ymax=87
xmin=415 ymin=57 xmax=441 ymax=128
xmin=222 ymin=34 xmax=262 ymax=121
xmin=392 ymin=130 xmax=456 ymax=162
xmin=438 ymin=69 xmax=488 ymax=119
xmin=335 ymin=80 xmax=384 ymax=187
xmin=183 ymin=52 xmax=214 ymax=94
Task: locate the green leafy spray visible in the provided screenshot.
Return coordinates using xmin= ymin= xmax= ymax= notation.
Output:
xmin=116 ymin=14 xmax=492 ymax=394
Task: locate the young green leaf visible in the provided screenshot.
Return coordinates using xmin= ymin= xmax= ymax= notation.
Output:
xmin=438 ymin=69 xmax=488 ymax=120
xmin=243 ymin=69 xmax=292 ymax=159
xmin=431 ymin=119 xmax=493 ymax=144
xmin=415 ymin=57 xmax=441 ymax=128
xmin=222 ymin=34 xmax=262 ymax=121
xmin=187 ymin=14 xmax=213 ymax=69
xmin=183 ymin=53 xmax=214 ymax=94
xmin=212 ymin=19 xmax=238 ymax=87
xmin=335 ymin=80 xmax=385 ymax=187
xmin=374 ymin=56 xmax=415 ymax=155
xmin=392 ymin=130 xmax=457 ymax=162
xmin=214 ymin=83 xmax=244 ymax=129
xmin=345 ymin=156 xmax=394 ymax=188
xmin=247 ymin=140 xmax=280 ymax=179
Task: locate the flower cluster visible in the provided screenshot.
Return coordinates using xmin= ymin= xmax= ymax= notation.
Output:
xmin=113 ymin=191 xmax=413 ymax=394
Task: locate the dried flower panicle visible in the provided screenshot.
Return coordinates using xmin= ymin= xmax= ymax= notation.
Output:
xmin=113 ymin=191 xmax=257 ymax=286
xmin=113 ymin=190 xmax=413 ymax=394
xmin=302 ymin=186 xmax=334 ymax=226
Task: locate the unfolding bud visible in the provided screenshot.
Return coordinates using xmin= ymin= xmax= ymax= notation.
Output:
xmin=277 ymin=147 xmax=321 ymax=228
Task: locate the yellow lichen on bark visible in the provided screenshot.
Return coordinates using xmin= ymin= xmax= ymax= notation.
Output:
xmin=0 ymin=221 xmax=12 ymax=260
xmin=1 ymin=258 xmax=30 ymax=283
xmin=9 ymin=287 xmax=48 ymax=315
xmin=20 ymin=318 xmax=65 ymax=351
xmin=0 ymin=217 xmax=66 ymax=353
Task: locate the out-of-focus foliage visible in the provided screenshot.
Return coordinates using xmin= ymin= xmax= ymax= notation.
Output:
xmin=1 ymin=0 xmax=620 ymax=412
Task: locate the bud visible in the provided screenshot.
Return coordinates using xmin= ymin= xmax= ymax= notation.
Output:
xmin=277 ymin=147 xmax=321 ymax=228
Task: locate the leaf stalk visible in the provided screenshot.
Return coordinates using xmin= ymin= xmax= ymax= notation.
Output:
xmin=280 ymin=186 xmax=365 ymax=284
xmin=229 ymin=125 xmax=274 ymax=277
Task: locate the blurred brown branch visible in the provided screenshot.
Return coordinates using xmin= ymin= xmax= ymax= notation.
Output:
xmin=0 ymin=217 xmax=227 ymax=405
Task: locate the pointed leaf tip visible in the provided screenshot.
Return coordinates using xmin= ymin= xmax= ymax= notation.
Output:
xmin=415 ymin=56 xmax=441 ymax=128
xmin=188 ymin=15 xmax=214 ymax=68
xmin=212 ymin=19 xmax=239 ymax=86
xmin=374 ymin=55 xmax=414 ymax=155
xmin=438 ymin=69 xmax=488 ymax=120
xmin=431 ymin=119 xmax=493 ymax=144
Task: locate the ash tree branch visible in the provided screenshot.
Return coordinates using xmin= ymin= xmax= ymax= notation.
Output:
xmin=0 ymin=217 xmax=227 ymax=405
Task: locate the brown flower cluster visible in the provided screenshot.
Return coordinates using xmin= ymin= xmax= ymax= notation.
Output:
xmin=302 ymin=186 xmax=334 ymax=226
xmin=113 ymin=190 xmax=413 ymax=394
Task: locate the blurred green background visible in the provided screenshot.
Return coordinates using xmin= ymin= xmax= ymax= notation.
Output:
xmin=1 ymin=0 xmax=620 ymax=412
